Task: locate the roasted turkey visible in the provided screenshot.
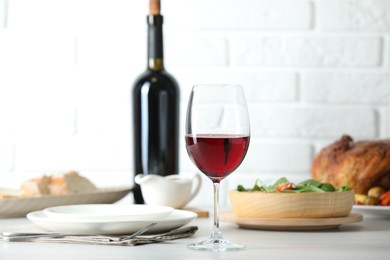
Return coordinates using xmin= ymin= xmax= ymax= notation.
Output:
xmin=311 ymin=135 xmax=390 ymax=194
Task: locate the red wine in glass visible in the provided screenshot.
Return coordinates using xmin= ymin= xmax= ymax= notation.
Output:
xmin=185 ymin=134 xmax=250 ymax=183
xmin=185 ymin=84 xmax=250 ymax=251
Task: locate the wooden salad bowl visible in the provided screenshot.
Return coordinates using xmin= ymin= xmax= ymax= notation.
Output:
xmin=229 ymin=190 xmax=354 ymax=218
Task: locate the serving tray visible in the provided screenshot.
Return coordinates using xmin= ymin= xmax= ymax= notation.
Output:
xmin=0 ymin=186 xmax=132 ymax=218
xmin=352 ymin=205 xmax=390 ymax=217
xmin=220 ymin=212 xmax=363 ymax=231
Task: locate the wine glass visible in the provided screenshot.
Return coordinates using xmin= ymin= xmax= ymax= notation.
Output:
xmin=185 ymin=84 xmax=250 ymax=251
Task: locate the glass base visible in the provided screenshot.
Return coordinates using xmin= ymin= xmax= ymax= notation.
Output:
xmin=187 ymin=238 xmax=246 ymax=252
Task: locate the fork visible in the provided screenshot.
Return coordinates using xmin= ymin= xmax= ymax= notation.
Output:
xmin=118 ymin=222 xmax=157 ymax=241
xmin=1 ymin=222 xmax=157 ymax=241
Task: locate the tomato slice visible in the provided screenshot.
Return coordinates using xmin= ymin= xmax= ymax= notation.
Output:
xmin=276 ymin=182 xmax=293 ymax=192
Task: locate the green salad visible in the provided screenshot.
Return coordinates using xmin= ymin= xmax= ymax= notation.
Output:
xmin=237 ymin=177 xmax=351 ymax=193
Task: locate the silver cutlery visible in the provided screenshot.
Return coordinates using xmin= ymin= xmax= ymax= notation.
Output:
xmin=119 ymin=222 xmax=157 ymax=241
xmin=1 ymin=222 xmax=157 ymax=241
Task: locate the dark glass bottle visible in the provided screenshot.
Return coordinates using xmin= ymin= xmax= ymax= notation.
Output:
xmin=131 ymin=12 xmax=180 ymax=204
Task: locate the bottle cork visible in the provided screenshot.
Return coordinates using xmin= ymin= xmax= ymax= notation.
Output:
xmin=149 ymin=0 xmax=160 ymax=15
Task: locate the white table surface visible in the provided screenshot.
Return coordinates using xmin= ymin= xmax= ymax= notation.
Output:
xmin=0 ymin=211 xmax=389 ymax=260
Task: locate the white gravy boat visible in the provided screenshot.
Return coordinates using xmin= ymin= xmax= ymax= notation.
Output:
xmin=134 ymin=173 xmax=202 ymax=209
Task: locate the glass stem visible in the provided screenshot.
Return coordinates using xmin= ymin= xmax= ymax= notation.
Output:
xmin=211 ymin=182 xmax=223 ymax=240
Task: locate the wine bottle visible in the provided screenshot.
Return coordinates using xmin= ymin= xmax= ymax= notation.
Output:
xmin=131 ymin=0 xmax=180 ymax=204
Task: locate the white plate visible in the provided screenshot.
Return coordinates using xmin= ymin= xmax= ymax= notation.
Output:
xmin=27 ymin=209 xmax=197 ymax=235
xmin=43 ymin=204 xmax=173 ymax=221
xmin=352 ymin=205 xmax=390 ymax=217
xmin=0 ymin=186 xmax=132 ymax=218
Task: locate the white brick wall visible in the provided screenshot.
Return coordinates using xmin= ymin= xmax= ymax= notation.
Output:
xmin=0 ymin=0 xmax=389 ymax=208
xmin=317 ymin=0 xmax=390 ymax=31
xmin=234 ymin=36 xmax=382 ymax=67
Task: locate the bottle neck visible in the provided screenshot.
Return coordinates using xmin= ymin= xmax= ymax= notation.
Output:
xmin=147 ymin=15 xmax=164 ymax=71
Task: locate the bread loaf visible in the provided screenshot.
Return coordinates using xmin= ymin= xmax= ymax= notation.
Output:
xmin=20 ymin=175 xmax=51 ymax=197
xmin=20 ymin=171 xmax=96 ymax=197
xmin=311 ymin=135 xmax=390 ymax=194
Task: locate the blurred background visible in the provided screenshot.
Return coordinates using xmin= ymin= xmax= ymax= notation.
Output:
xmin=0 ymin=0 xmax=389 ymax=207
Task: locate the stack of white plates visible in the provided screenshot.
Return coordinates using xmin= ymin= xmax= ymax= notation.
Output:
xmin=27 ymin=204 xmax=197 ymax=235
